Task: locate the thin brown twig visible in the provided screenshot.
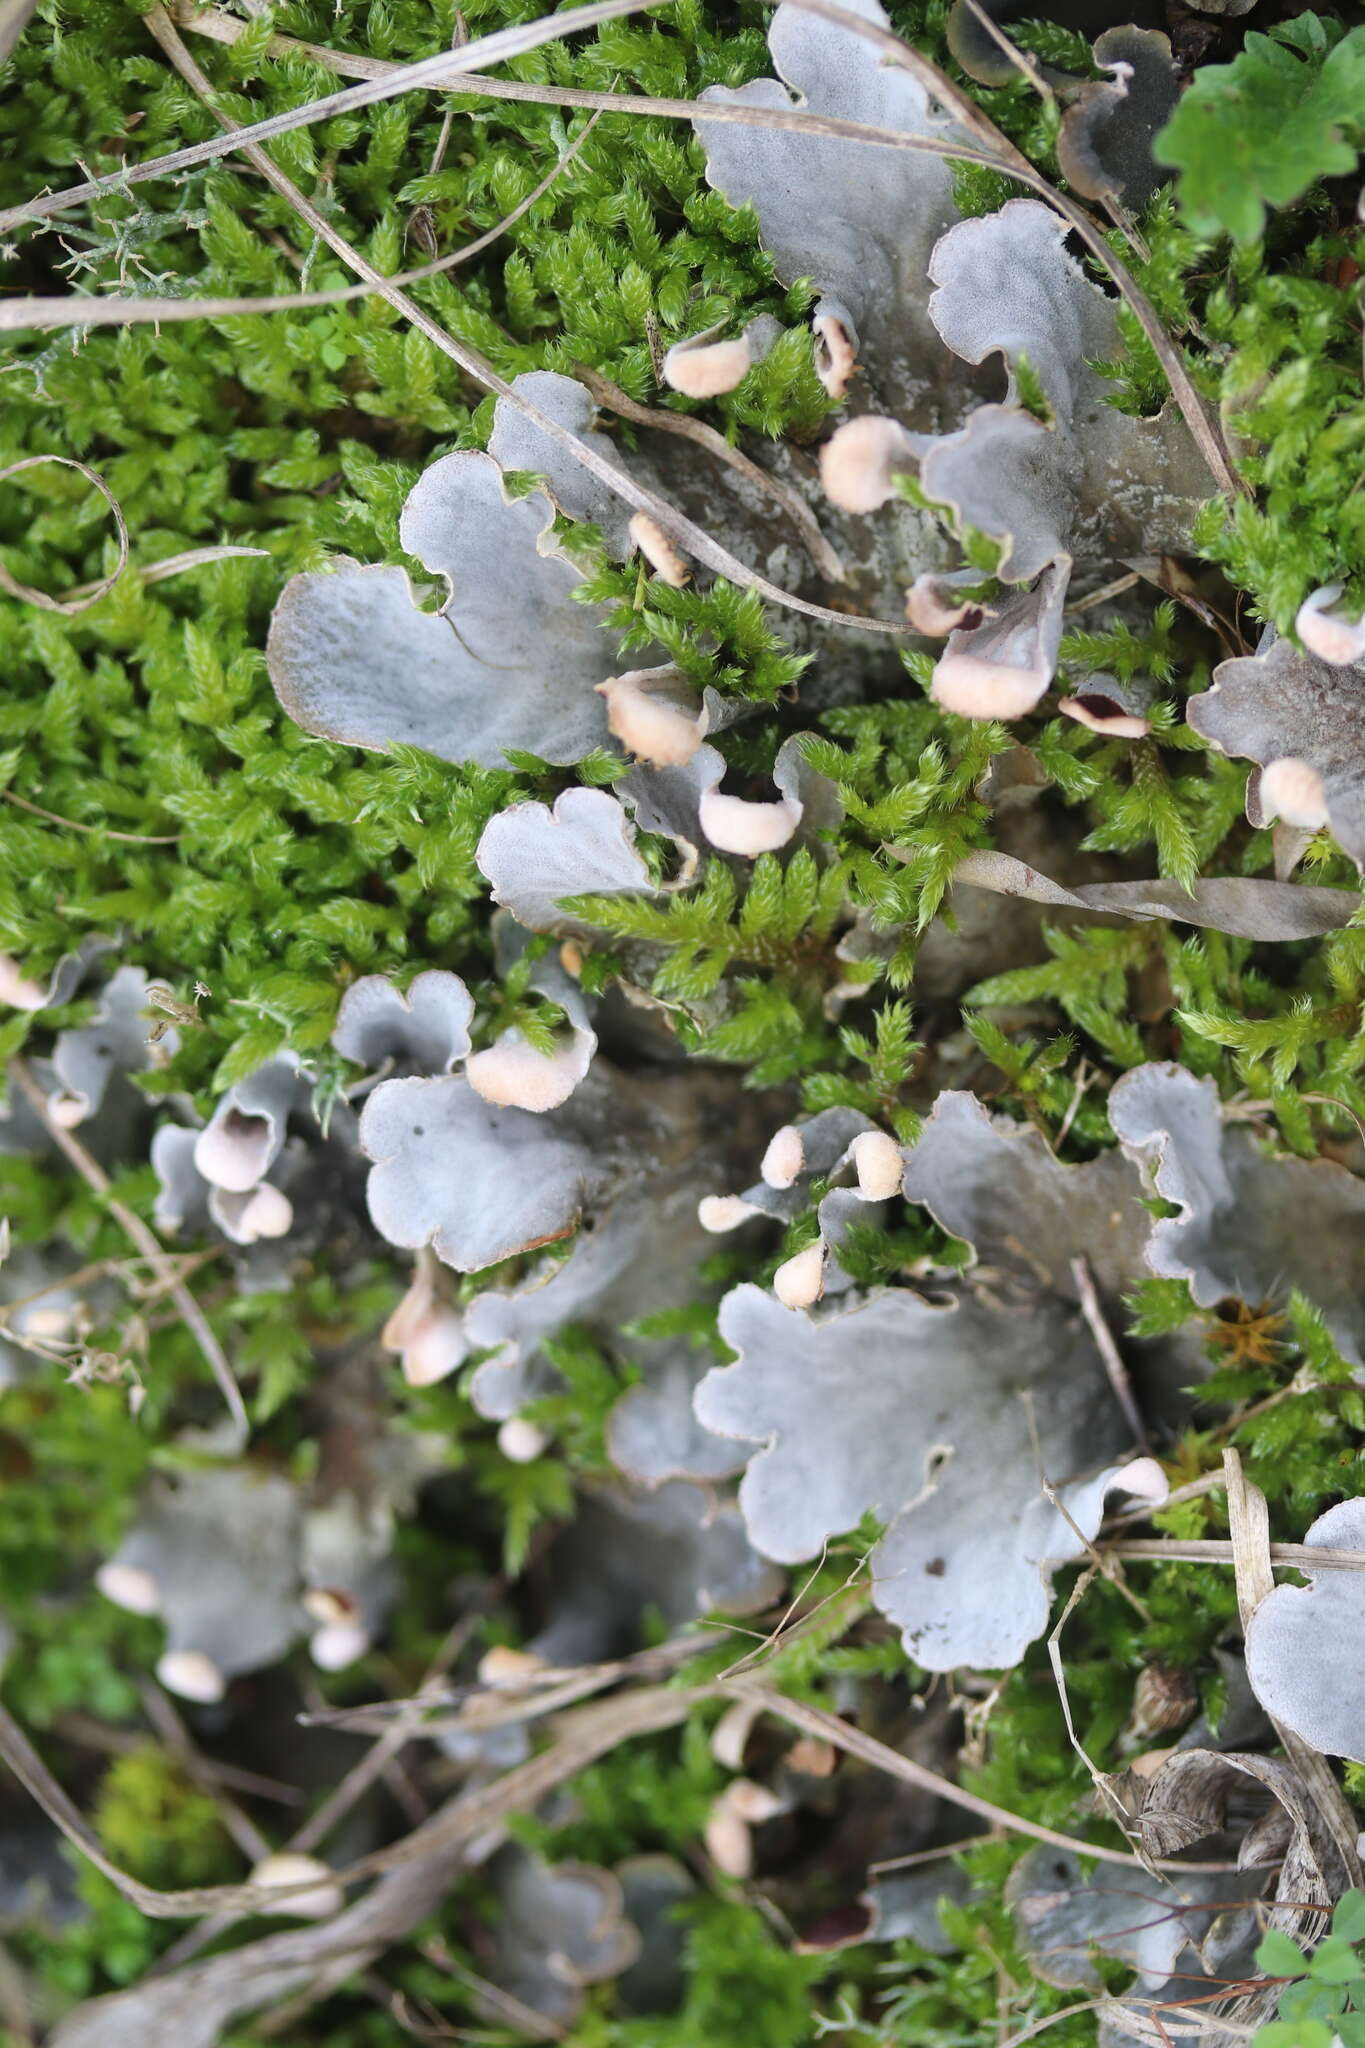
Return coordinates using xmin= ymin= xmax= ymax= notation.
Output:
xmin=299 ymin=1629 xmax=715 ymax=1735
xmin=868 ymin=1836 xmax=1000 ymax=1874
xmin=0 ymin=1650 xmax=1247 ymax=1932
xmin=53 ymin=1709 xmax=302 ymax=1805
xmin=0 ymin=0 xmax=671 ymax=236
xmin=292 ymin=1705 xmax=430 ymax=1859
xmin=154 ymin=1590 xmax=522 ymax=1974
xmin=6 ymin=1056 xmax=248 ymax=1444
xmin=1069 ymin=571 xmax=1142 ymax=614
xmin=1209 ymin=1375 xmax=1313 ymax=1444
xmin=730 ymin=1684 xmax=1240 ymax=1873
xmin=48 ymin=1834 xmax=460 ymax=2042
xmin=422 ymin=10 xmax=465 ymax=185
xmin=1021 ymin=1388 xmax=1148 ymax=1619
xmin=0 ymin=1684 xmax=703 ymax=1920
xmin=0 ymin=58 xmax=1002 ymax=240
xmin=0 ymin=788 xmax=179 ymax=844
xmin=1045 ymin=1564 xmax=1155 ymax=1857
xmin=995 ymin=1998 xmax=1108 ymax=2048
xmin=1042 ymin=1476 xmax=1152 ymax=1622
xmin=65 ymin=541 xmax=271 ymax=593
xmin=1054 ymin=1054 xmax=1091 ymax=1147
xmin=0 ymin=1255 xmax=121 ymax=1321
xmin=1100 ymin=1536 xmax=1365 ymax=1572
xmin=139 ymin=1681 xmax=273 ymax=1864
xmin=176 ymin=0 xmax=1017 ymax=191
xmin=1071 ymin=1254 xmax=1150 ymax=1454
xmin=421 ymin=1937 xmax=569 ymax=2042
xmin=573 ymin=361 xmax=845 ymax=583
xmin=0 ymin=456 xmax=128 ymax=614
xmin=716 ymin=1562 xmax=869 ymax=1683
xmin=956 ymin=0 xmax=1056 ymax=107
xmin=1102 ymin=1471 xmax=1226 ymax=1527
xmin=151 ymin=1686 xmax=438 ymax=1975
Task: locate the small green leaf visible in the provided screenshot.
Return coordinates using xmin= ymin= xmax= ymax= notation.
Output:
xmin=1309 ymin=1935 xmax=1364 ymax=1984
xmin=1333 ymin=1892 xmax=1365 ymax=1944
xmin=1153 ymin=21 xmax=1365 ymax=242
xmin=1256 ymin=1928 xmax=1310 ymax=1977
xmin=1279 ymin=1976 xmax=1346 ymax=2022
xmin=1256 ymin=2024 xmax=1332 ymax=2048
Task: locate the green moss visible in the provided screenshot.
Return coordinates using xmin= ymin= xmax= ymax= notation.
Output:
xmin=2 ymin=0 xmax=1364 ymax=2035
xmin=93 ymin=1746 xmax=237 ymax=1888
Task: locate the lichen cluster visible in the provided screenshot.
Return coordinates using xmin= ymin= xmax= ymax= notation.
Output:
xmin=2 ymin=0 xmax=1365 ymax=2041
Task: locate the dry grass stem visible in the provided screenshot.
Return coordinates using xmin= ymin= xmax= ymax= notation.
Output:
xmin=1103 ymin=1536 xmax=1365 ymax=1572
xmin=729 ymin=1683 xmax=1239 ymax=1872
xmin=0 ymin=112 xmax=600 ymax=335
xmin=0 ymin=789 xmax=180 ymax=844
xmin=0 ymin=0 xmax=673 ymax=236
xmin=1072 ymin=1256 xmax=1151 ymax=1453
xmin=1222 ymin=1448 xmax=1363 ymax=1887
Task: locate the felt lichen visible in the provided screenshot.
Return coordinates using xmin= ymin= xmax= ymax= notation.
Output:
xmin=1 ymin=0 xmax=1364 ymax=2037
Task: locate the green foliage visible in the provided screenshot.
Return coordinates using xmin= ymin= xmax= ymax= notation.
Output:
xmin=573 ymin=564 xmax=812 ymax=706
xmin=569 ymin=846 xmax=847 ymax=1081
xmin=651 ymin=1896 xmax=849 ymax=2046
xmin=4 ymin=0 xmax=1365 ymax=2038
xmin=20 ymin=1869 xmax=169 ymax=2000
xmin=1154 ymin=18 xmax=1365 ymax=244
xmin=1193 ymin=238 xmax=1365 ymax=630
xmin=802 ymin=998 xmax=924 ymax=1138
xmin=525 ymin=1326 xmax=635 ymax=1471
xmin=93 ymin=1747 xmax=237 ymax=1890
xmin=1253 ymin=1892 xmax=1365 ymax=2048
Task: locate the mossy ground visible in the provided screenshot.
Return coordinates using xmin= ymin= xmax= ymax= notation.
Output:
xmin=1 ymin=0 xmax=1363 ymax=2040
